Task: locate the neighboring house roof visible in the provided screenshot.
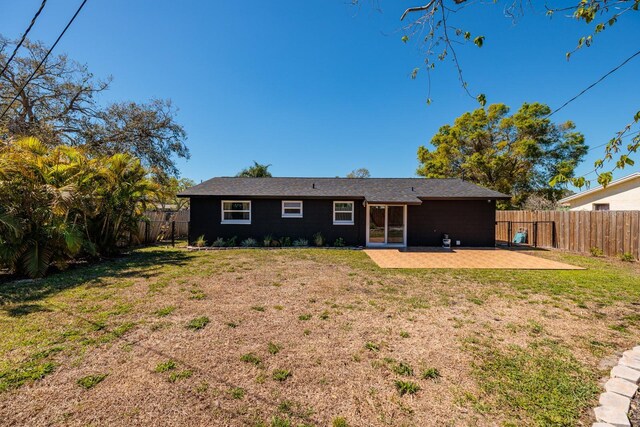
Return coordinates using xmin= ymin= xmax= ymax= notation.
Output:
xmin=178 ymin=177 xmax=510 ymax=204
xmin=559 ymin=172 xmax=640 ymax=204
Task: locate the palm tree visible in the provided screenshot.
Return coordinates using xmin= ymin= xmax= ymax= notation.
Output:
xmin=236 ymin=161 xmax=272 ymax=177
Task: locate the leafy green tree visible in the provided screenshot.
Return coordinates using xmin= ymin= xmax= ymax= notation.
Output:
xmin=236 ymin=161 xmax=272 ymax=178
xmin=0 ymin=37 xmax=188 ymax=176
xmin=151 ymin=177 xmax=195 ymax=211
xmin=416 ymin=103 xmax=587 ymax=208
xmin=346 ymin=168 xmax=371 ymax=178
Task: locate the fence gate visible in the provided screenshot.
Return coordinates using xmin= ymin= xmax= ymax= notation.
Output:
xmin=137 ymin=211 xmax=190 ymax=246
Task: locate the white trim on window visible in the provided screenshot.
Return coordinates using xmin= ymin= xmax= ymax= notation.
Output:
xmin=221 ymin=200 xmax=251 ymax=224
xmin=333 ymin=201 xmax=354 ymax=225
xmin=282 ymin=200 xmax=303 ymax=218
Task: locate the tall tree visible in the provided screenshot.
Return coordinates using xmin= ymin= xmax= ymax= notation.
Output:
xmin=0 ymin=37 xmax=189 ymax=176
xmin=151 ymin=176 xmax=195 ymax=211
xmin=416 ymin=103 xmax=587 ymax=208
xmin=346 ymin=168 xmax=371 ymax=178
xmin=236 ymin=161 xmax=272 ymax=178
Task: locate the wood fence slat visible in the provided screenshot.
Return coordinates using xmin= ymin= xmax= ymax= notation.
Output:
xmin=494 ymin=210 xmax=639 ymax=260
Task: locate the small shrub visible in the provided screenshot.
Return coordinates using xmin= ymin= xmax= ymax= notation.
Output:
xmin=155 ymin=306 xmax=175 ymax=317
xmin=365 ymin=342 xmax=380 ymax=352
xmin=263 ymin=234 xmax=274 ymax=247
xmin=392 ymin=362 xmax=414 ymax=376
xmin=240 ymin=353 xmax=262 ymax=365
xmin=186 ymin=316 xmax=210 ymax=330
xmin=194 ymin=235 xmax=207 ymax=248
xmin=590 ymin=247 xmax=604 ymax=257
xmin=226 ymin=321 xmax=239 ymax=328
xmin=271 ymin=239 xmax=281 ymax=247
xmin=211 ymin=237 xmax=225 ymax=247
xmin=272 ymin=369 xmax=292 ymax=381
xmin=399 ymin=331 xmax=410 ymax=338
xmin=313 ymin=232 xmax=325 ymax=247
xmin=241 ymin=238 xmax=258 ymax=247
xmin=395 ymin=380 xmax=420 ymax=396
xmin=319 ymin=310 xmax=330 ymax=320
xmin=77 ymin=373 xmax=107 ymax=389
xmin=168 ymin=369 xmax=192 ymax=382
xmin=303 ymin=329 xmax=311 ymax=336
xmin=293 ymin=238 xmax=308 ymax=247
xmin=229 ymin=387 xmax=245 ymax=399
xmin=225 ymin=236 xmax=237 ymax=247
xmin=281 ymin=236 xmax=292 ymax=247
xmin=333 ymin=417 xmax=349 ymax=427
xmin=421 ymin=367 xmax=441 ymax=380
xmin=333 ymin=237 xmax=345 ymax=247
xmin=252 ymin=305 xmax=265 ymax=312
xmin=155 ymin=360 xmax=177 ymax=373
xmin=268 ymin=342 xmax=281 ymax=355
xmin=298 ymin=313 xmax=312 ymax=321
xmin=620 ymin=252 xmax=635 ymax=262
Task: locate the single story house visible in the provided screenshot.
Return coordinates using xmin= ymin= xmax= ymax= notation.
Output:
xmin=178 ymin=177 xmax=510 ymax=247
xmin=559 ymin=172 xmax=640 ymax=211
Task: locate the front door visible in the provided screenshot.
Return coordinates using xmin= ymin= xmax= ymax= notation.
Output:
xmin=366 ymin=204 xmax=407 ymax=247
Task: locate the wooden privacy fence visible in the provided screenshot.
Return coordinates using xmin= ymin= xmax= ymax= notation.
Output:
xmin=136 ymin=210 xmax=190 ymax=245
xmin=496 ymin=210 xmax=640 ymax=259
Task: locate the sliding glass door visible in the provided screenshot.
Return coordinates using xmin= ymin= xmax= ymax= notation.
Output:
xmin=367 ymin=205 xmax=406 ymax=246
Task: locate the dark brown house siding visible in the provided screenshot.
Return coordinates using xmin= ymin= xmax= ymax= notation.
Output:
xmin=189 ymin=197 xmax=366 ymax=246
xmin=188 ymin=197 xmax=496 ymax=247
xmin=407 ymin=199 xmax=497 ymax=247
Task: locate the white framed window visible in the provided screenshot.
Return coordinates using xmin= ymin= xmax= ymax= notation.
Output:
xmin=221 ymin=200 xmax=251 ymax=224
xmin=282 ymin=200 xmax=303 ymax=218
xmin=333 ymin=201 xmax=354 ymax=225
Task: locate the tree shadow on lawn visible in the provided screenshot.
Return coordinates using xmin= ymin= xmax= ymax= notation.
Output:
xmin=0 ymin=248 xmax=191 ymax=306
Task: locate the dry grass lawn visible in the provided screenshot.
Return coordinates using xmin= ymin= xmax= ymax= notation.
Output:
xmin=0 ymin=247 xmax=638 ymax=426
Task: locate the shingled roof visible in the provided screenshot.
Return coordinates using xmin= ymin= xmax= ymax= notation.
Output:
xmin=178 ymin=177 xmax=510 ymax=204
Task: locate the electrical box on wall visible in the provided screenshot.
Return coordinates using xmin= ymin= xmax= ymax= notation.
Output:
xmin=456 ymin=240 xmax=461 ymax=246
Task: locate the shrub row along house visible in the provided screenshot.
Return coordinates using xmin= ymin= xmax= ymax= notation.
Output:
xmin=179 ymin=177 xmax=509 ymax=248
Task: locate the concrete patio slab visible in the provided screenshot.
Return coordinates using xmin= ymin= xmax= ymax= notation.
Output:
xmin=364 ymin=247 xmax=584 ymax=270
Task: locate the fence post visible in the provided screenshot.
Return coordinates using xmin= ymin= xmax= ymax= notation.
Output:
xmin=171 ymin=221 xmax=175 ymax=247
xmin=145 ymin=221 xmax=149 ymax=245
xmin=533 ymin=222 xmax=538 ymax=248
xmin=507 ymin=221 xmax=512 ymax=247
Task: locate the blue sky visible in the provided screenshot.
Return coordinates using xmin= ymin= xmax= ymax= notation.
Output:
xmin=3 ymin=0 xmax=640 ymax=184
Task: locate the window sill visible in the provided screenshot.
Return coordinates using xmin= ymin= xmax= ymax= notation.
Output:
xmin=282 ymin=215 xmax=303 ymax=219
xmin=333 ymin=222 xmax=354 ymax=226
xmin=221 ymin=221 xmax=251 ymax=225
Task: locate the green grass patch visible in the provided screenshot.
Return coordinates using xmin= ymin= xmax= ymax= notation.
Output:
xmin=268 ymin=342 xmax=281 ymax=355
xmin=298 ymin=313 xmax=312 ymax=321
xmin=154 ymin=360 xmax=177 ymax=373
xmin=0 ymin=360 xmax=56 ymax=392
xmin=155 ymin=306 xmax=176 ymax=317
xmin=468 ymin=340 xmax=599 ymax=425
xmin=168 ymin=369 xmax=193 ymax=382
xmin=240 ymin=353 xmax=262 ymax=366
xmin=228 ymin=386 xmax=245 ymax=399
xmin=394 ymin=380 xmax=420 ymax=396
xmin=77 ymin=373 xmax=108 ymax=389
xmin=421 ymin=367 xmax=441 ymax=380
xmin=186 ymin=316 xmax=210 ymax=330
xmin=272 ymin=369 xmax=292 ymax=382
xmin=391 ymin=361 xmax=414 ymax=376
